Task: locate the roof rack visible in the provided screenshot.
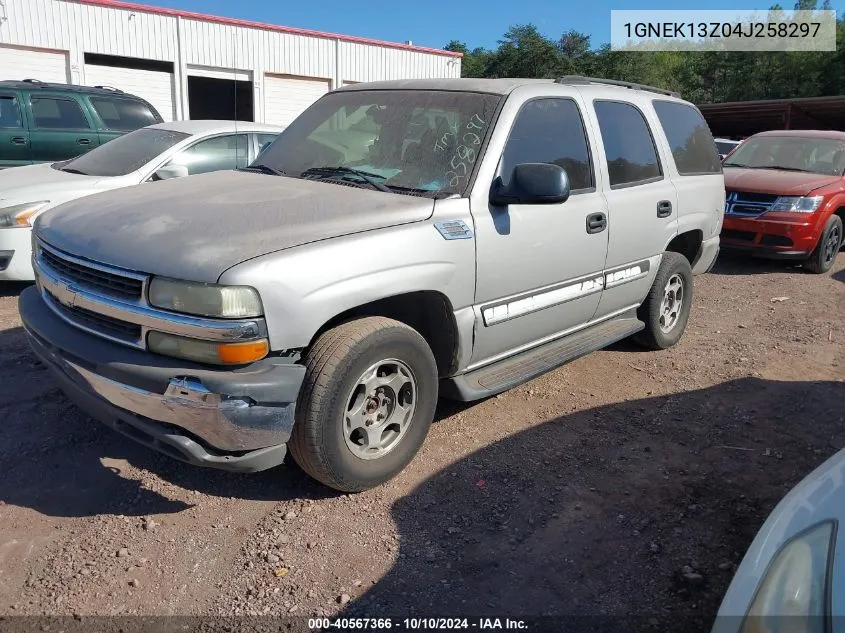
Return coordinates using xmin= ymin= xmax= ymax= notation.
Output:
xmin=93 ymin=85 xmax=123 ymax=92
xmin=22 ymin=78 xmax=44 ymax=84
xmin=555 ymin=75 xmax=680 ymax=98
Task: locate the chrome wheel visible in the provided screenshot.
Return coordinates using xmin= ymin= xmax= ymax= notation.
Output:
xmin=823 ymin=224 xmax=842 ymax=266
xmin=659 ymin=274 xmax=685 ymax=333
xmin=343 ymin=359 xmax=417 ymax=460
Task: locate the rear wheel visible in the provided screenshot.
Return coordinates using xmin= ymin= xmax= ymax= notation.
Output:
xmin=634 ymin=252 xmax=694 ymax=351
xmin=803 ymin=215 xmax=842 ymax=274
xmin=288 ymin=317 xmax=438 ymax=492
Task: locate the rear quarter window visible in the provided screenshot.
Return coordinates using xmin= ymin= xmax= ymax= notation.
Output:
xmin=90 ymin=97 xmax=159 ymax=131
xmin=653 ymin=100 xmax=721 ymax=175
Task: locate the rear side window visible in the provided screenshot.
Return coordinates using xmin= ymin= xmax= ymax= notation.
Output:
xmin=0 ymin=95 xmax=22 ymax=129
xmin=653 ymin=101 xmax=721 ymax=175
xmin=91 ymin=97 xmax=158 ymax=131
xmin=31 ymin=97 xmax=91 ymax=129
xmin=500 ymin=98 xmax=594 ymax=192
xmin=594 ymin=101 xmax=662 ymax=188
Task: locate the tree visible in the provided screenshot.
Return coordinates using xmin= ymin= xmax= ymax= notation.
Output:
xmin=444 ymin=14 xmax=845 ymax=103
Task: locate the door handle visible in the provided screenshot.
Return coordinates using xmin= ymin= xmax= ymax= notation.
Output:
xmin=11 ymin=137 xmax=26 ymax=145
xmin=586 ymin=212 xmax=607 ymax=234
xmin=657 ymin=200 xmax=673 ymax=218
xmin=76 ymin=138 xmax=91 ymax=145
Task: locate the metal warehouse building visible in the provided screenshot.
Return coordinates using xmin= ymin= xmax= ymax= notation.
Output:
xmin=0 ymin=0 xmax=462 ymax=124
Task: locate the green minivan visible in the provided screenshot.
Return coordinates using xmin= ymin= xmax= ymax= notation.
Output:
xmin=0 ymin=79 xmax=163 ymax=169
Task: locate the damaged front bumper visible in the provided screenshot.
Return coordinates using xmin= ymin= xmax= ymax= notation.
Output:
xmin=19 ymin=286 xmax=305 ymax=473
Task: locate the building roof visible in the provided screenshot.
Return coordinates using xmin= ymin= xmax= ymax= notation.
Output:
xmin=152 ymin=120 xmax=286 ymax=134
xmin=71 ymin=0 xmax=463 ymax=58
xmin=699 ymin=96 xmax=845 ymax=138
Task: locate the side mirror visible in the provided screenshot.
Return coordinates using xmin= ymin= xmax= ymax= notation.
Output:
xmin=490 ymin=163 xmax=570 ymax=206
xmin=154 ymin=164 xmax=190 ymax=181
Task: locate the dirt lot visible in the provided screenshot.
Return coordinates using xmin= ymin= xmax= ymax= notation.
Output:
xmin=0 ymin=253 xmax=843 ymax=632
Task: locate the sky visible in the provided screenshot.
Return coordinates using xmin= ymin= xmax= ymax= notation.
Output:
xmin=136 ymin=0 xmax=845 ymax=51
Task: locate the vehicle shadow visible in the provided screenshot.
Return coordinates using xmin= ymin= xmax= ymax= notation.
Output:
xmin=0 ymin=322 xmax=335 ymax=518
xmin=0 ymin=281 xmax=32 ymax=298
xmin=0 ymin=315 xmax=484 ymax=519
xmin=345 ymin=377 xmax=845 ymax=633
xmin=709 ymin=252 xmax=805 ymax=276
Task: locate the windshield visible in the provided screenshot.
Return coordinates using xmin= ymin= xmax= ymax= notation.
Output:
xmin=715 ymin=141 xmax=738 ymax=156
xmin=252 ymin=89 xmax=502 ymax=196
xmin=55 ymin=127 xmax=190 ymax=177
xmin=724 ymin=136 xmax=845 ymax=176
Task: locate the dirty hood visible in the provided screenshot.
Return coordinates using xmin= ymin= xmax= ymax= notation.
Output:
xmin=723 ymin=167 xmax=841 ymax=196
xmin=35 ymin=171 xmax=435 ymax=282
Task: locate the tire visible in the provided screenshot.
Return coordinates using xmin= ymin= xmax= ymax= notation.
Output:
xmin=634 ymin=252 xmax=694 ymax=351
xmin=288 ymin=317 xmax=438 ymax=493
xmin=803 ymin=215 xmax=843 ymax=274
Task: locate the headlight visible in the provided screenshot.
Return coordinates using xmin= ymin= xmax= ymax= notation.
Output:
xmin=740 ymin=521 xmax=835 ymax=633
xmin=0 ymin=201 xmax=50 ymax=228
xmin=148 ymin=278 xmax=263 ymax=318
xmin=770 ymin=196 xmax=825 ymax=213
xmin=147 ymin=331 xmax=269 ymax=365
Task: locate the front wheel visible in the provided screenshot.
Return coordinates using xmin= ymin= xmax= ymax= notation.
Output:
xmin=803 ymin=215 xmax=842 ymax=274
xmin=634 ymin=252 xmax=694 ymax=351
xmin=288 ymin=317 xmax=438 ymax=492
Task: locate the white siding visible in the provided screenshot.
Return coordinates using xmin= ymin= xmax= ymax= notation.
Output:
xmin=264 ymin=75 xmax=330 ymax=126
xmin=84 ymin=64 xmax=177 ymax=121
xmin=0 ymin=0 xmax=462 ymax=123
xmin=0 ymin=45 xmax=70 ymax=83
xmin=339 ymin=41 xmax=461 ymax=83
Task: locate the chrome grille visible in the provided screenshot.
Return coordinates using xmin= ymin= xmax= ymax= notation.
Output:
xmin=725 ymin=191 xmax=779 ymax=217
xmin=39 ymin=244 xmax=144 ymax=300
xmin=44 ymin=290 xmax=142 ymax=343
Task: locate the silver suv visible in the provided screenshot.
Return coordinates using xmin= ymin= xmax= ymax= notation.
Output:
xmin=20 ymin=77 xmax=725 ymax=492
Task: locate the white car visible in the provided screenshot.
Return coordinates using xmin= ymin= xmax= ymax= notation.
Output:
xmin=715 ymin=137 xmax=742 ymax=160
xmin=0 ymin=120 xmax=284 ymax=281
xmin=713 ymin=445 xmax=845 ymax=632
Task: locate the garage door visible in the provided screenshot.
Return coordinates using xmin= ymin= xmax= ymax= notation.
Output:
xmin=264 ymin=75 xmax=330 ymax=126
xmin=0 ymin=46 xmax=69 ymax=84
xmin=84 ymin=64 xmax=177 ymax=121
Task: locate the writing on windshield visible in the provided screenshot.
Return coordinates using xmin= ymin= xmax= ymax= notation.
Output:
xmin=252 ymin=90 xmax=501 ymax=196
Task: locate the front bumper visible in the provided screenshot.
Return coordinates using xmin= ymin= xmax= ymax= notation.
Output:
xmin=0 ymin=227 xmax=35 ymax=281
xmin=721 ymin=214 xmax=818 ymax=259
xmin=19 ymin=286 xmax=306 ymax=472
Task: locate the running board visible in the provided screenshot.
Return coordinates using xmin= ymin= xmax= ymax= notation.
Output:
xmin=441 ymin=314 xmax=645 ymax=402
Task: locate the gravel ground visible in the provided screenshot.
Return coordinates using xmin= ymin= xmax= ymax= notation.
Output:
xmin=0 ymin=253 xmax=842 ymax=632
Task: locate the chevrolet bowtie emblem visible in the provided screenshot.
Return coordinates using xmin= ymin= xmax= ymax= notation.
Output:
xmin=55 ymin=280 xmax=78 ymax=308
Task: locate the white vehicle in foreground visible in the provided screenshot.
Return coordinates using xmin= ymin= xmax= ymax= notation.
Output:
xmin=0 ymin=120 xmax=284 ymax=281
xmin=713 ymin=445 xmax=845 ymax=632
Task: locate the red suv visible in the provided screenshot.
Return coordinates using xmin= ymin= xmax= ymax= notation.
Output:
xmin=721 ymin=130 xmax=844 ymax=273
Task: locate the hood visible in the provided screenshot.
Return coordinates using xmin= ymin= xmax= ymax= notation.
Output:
xmin=0 ymin=162 xmax=109 ymax=206
xmin=35 ymin=171 xmax=436 ymax=282
xmin=723 ymin=166 xmax=841 ymax=196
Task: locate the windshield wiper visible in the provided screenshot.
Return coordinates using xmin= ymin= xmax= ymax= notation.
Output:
xmin=60 ymin=167 xmax=88 ymax=175
xmin=725 ymin=163 xmax=814 ymax=173
xmin=240 ymin=164 xmax=286 ymax=176
xmin=300 ymin=166 xmax=392 ymax=193
xmin=764 ymin=165 xmax=815 ymax=173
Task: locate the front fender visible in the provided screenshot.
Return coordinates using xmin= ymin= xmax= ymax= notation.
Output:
xmin=219 ymin=219 xmax=476 ymax=351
